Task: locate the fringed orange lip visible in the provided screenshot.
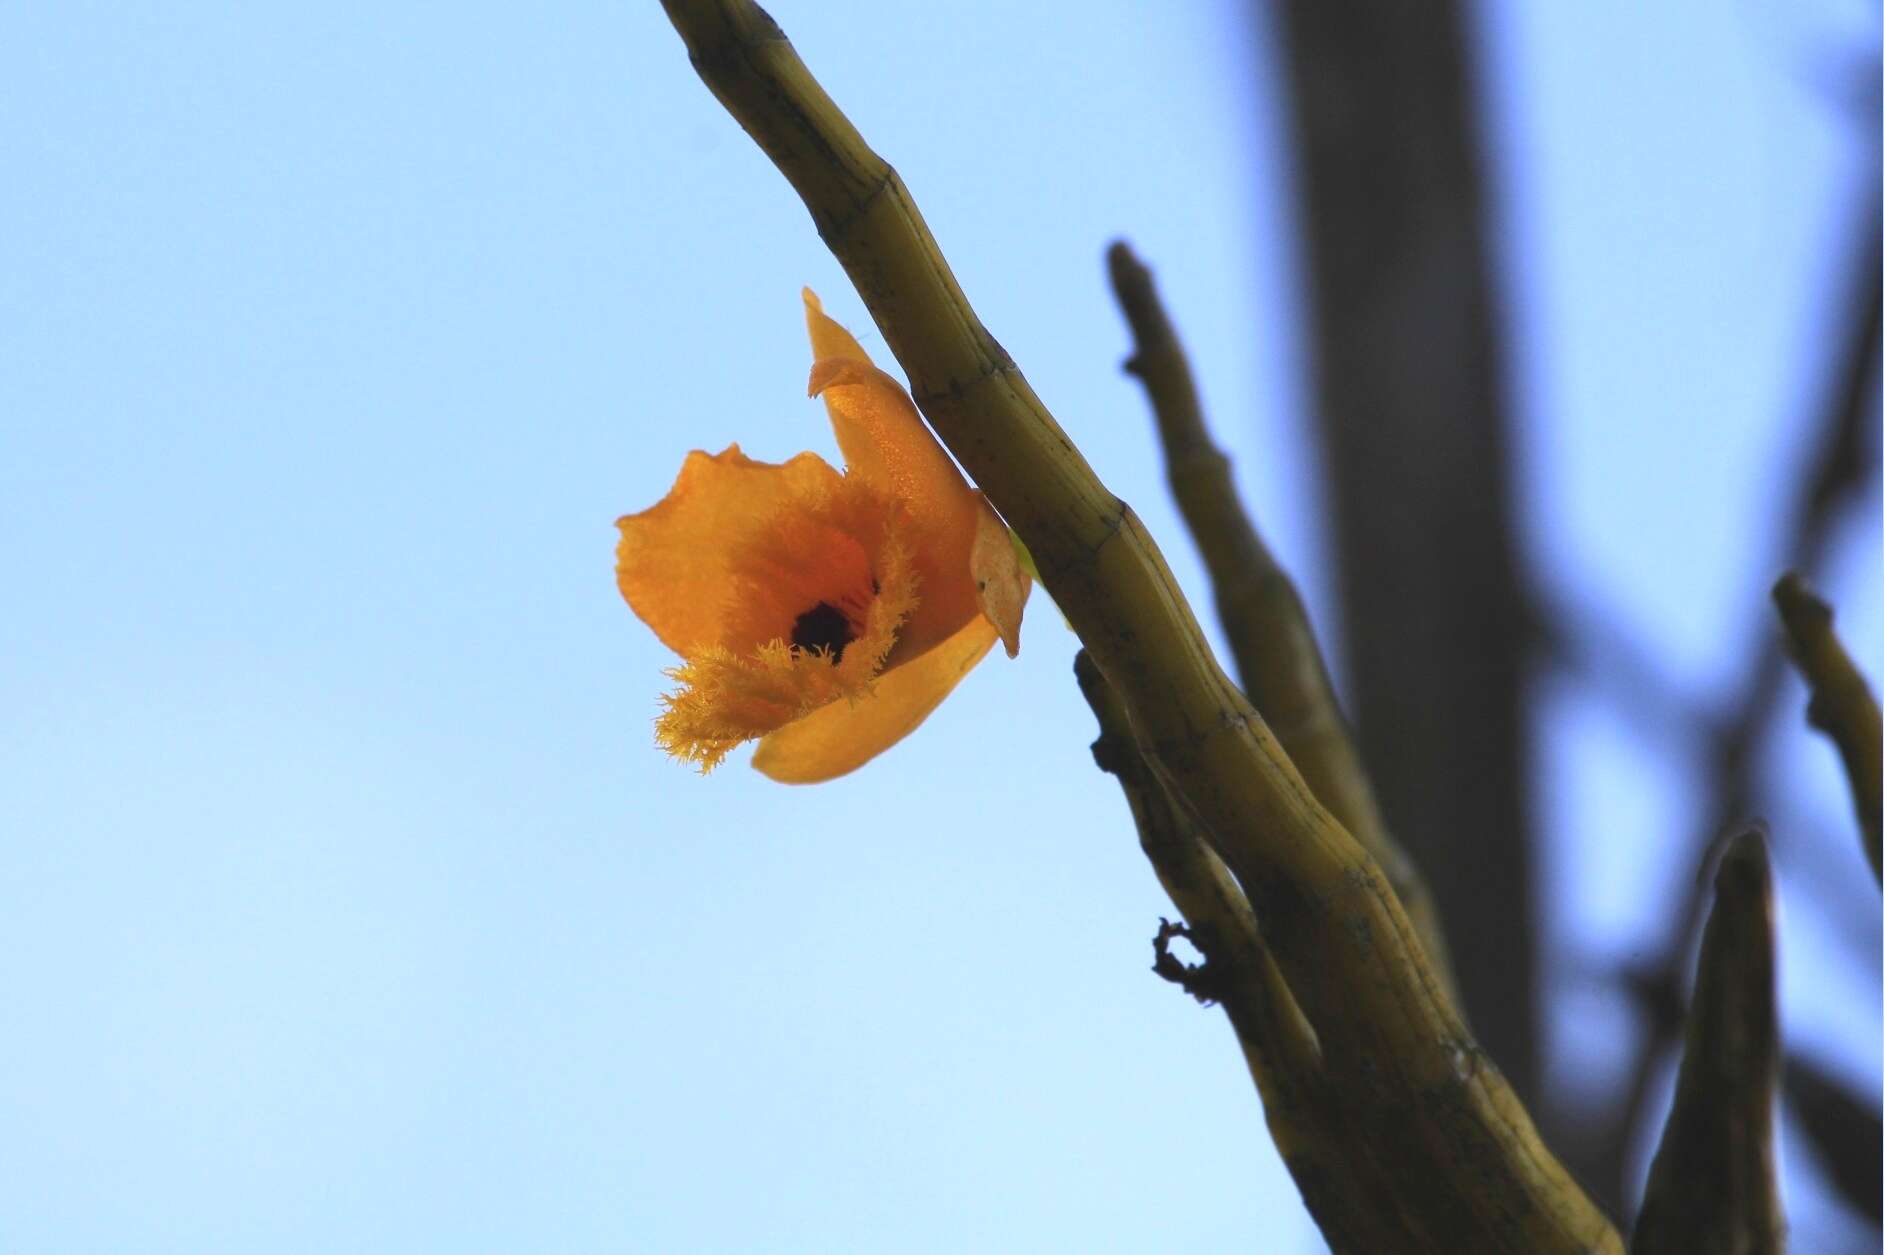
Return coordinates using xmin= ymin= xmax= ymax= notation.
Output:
xmin=615 ymin=290 xmax=1030 ymax=783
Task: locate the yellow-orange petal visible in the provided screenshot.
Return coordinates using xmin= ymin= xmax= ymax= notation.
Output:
xmin=750 ymin=613 xmax=1001 ymax=783
xmin=655 ymin=526 xmax=920 ymax=773
xmin=804 ymin=292 xmax=989 ymax=660
xmin=714 ymin=469 xmax=910 ymax=659
xmin=616 ymin=445 xmax=842 ymax=658
xmin=970 ymin=496 xmax=1029 ymax=658
xmin=802 ymin=287 xmax=873 ymax=365
xmin=802 ymin=310 xmax=976 ymax=530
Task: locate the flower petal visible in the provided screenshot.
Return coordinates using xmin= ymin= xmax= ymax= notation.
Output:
xmin=750 ymin=613 xmax=1001 ymax=783
xmin=801 ymin=286 xmax=873 ymax=365
xmin=655 ymin=527 xmax=920 ymax=773
xmin=804 ymin=291 xmax=987 ymax=660
xmin=615 ymin=444 xmax=841 ymax=657
xmin=802 ymin=294 xmax=973 ymax=521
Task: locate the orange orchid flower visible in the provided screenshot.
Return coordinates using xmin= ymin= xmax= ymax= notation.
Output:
xmin=615 ymin=290 xmax=1030 ymax=783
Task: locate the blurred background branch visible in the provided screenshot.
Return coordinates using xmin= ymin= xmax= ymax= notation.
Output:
xmin=1558 ymin=168 xmax=1881 ymax=1225
xmin=1253 ymin=0 xmax=1880 ymax=1239
xmin=1631 ymin=832 xmax=1783 ymax=1255
xmin=1774 ymin=571 xmax=1883 ymax=879
xmin=1258 ymin=0 xmax=1542 ymax=1112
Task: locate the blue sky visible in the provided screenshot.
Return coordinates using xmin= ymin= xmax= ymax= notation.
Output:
xmin=2 ymin=2 xmax=1877 ymax=1251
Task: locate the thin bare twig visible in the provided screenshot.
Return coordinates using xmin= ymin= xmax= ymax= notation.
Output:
xmin=1105 ymin=240 xmax=1459 ymax=1008
xmin=1773 ymin=572 xmax=1883 ymax=880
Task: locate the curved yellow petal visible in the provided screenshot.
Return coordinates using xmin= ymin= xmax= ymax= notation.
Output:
xmin=616 ymin=445 xmax=842 ymax=657
xmin=750 ymin=614 xmax=1001 ymax=783
xmin=804 ymin=290 xmax=988 ymax=660
xmin=802 ymin=286 xmax=873 ymax=365
xmin=802 ymin=299 xmax=973 ymax=520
